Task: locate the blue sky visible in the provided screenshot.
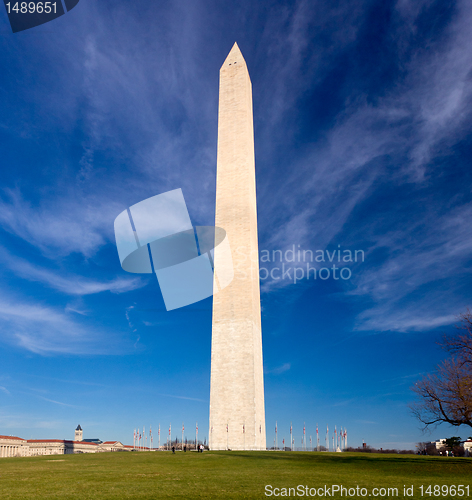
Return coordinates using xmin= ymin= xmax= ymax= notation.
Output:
xmin=1 ymin=0 xmax=472 ymax=449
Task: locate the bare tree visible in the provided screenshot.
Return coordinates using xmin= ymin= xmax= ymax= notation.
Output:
xmin=443 ymin=309 xmax=472 ymax=367
xmin=411 ymin=310 xmax=472 ymax=430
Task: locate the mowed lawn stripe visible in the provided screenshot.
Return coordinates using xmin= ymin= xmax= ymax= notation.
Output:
xmin=0 ymin=452 xmax=471 ymax=499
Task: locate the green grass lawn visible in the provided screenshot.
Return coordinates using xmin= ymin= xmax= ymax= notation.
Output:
xmin=0 ymin=451 xmax=471 ymax=499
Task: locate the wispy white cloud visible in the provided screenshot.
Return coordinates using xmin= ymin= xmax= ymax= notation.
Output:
xmin=38 ymin=396 xmax=83 ymax=409
xmin=0 ymin=386 xmax=10 ymax=395
xmin=255 ymin=0 xmax=472 ymax=335
xmin=0 ymin=294 xmax=126 ymax=355
xmin=352 ymin=202 xmax=472 ymax=331
xmin=0 ymin=245 xmax=143 ymax=295
xmin=0 ymin=189 xmax=122 ymax=258
xmin=155 ymin=393 xmax=207 ymax=403
xmin=265 ymin=363 xmax=291 ymax=375
xmin=333 ymin=398 xmax=357 ymax=407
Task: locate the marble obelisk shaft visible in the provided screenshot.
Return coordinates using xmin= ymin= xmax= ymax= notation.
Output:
xmin=209 ymin=43 xmax=266 ymax=450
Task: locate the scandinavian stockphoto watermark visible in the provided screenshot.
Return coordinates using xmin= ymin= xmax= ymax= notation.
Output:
xmin=234 ymin=245 xmax=365 ymax=283
xmin=114 ymin=190 xmax=364 ymax=311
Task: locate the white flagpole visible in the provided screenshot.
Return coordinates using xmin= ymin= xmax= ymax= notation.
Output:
xmin=182 ymin=422 xmax=184 ymax=451
xmin=275 ymin=421 xmax=278 ymax=450
xmin=158 ymin=424 xmax=160 ymax=451
xmin=290 ymin=422 xmax=293 ymax=452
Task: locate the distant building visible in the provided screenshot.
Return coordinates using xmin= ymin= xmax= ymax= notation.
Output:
xmin=1 ymin=425 xmax=128 ymax=458
xmin=74 ymin=425 xmax=83 ymax=442
xmin=432 ymin=439 xmax=446 ymax=450
xmin=0 ymin=435 xmax=26 ymax=458
xmin=463 ymin=440 xmax=472 ymax=456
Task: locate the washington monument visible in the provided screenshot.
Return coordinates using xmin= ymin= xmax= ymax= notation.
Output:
xmin=209 ymin=43 xmax=266 ymax=450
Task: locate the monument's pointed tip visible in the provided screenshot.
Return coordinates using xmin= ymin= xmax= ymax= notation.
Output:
xmin=221 ymin=42 xmax=246 ymax=69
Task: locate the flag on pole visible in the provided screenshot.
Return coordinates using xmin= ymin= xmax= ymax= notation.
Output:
xmin=243 ymin=424 xmax=245 ymax=433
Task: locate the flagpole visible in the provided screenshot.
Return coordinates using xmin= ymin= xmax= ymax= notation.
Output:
xmin=158 ymin=424 xmax=160 ymax=451
xmin=275 ymin=421 xmax=278 ymax=451
xmin=303 ymin=423 xmax=306 ymax=451
xmin=196 ymin=422 xmax=198 ymax=451
xmin=182 ymin=423 xmax=184 ymax=452
xmin=290 ymin=422 xmax=293 ymax=452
